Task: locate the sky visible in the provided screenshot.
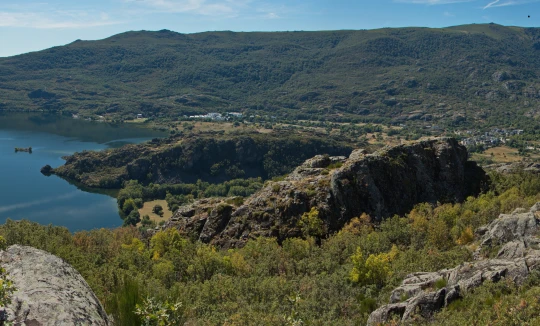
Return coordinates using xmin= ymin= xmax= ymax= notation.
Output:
xmin=0 ymin=0 xmax=539 ymax=57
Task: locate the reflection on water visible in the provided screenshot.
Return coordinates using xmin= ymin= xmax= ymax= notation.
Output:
xmin=0 ymin=112 xmax=165 ymax=144
xmin=0 ymin=112 xmax=166 ymax=232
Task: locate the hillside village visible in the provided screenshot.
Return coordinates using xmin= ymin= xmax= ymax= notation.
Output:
xmin=458 ymin=128 xmax=524 ymax=149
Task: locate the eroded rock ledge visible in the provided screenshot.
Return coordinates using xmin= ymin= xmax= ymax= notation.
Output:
xmin=1 ymin=245 xmax=110 ymax=325
xmin=367 ymin=204 xmax=540 ymax=325
xmin=166 ymin=138 xmax=487 ymax=248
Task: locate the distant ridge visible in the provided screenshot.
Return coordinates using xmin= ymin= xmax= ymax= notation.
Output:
xmin=1 ymin=24 xmax=540 ymax=128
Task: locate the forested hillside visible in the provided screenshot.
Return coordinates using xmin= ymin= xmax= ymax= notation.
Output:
xmin=3 ymin=24 xmax=540 ymax=128
xmin=50 ymin=131 xmax=353 ymax=188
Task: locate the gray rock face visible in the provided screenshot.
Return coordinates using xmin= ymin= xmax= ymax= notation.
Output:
xmin=402 ymin=78 xmax=418 ymax=88
xmin=478 ymin=206 xmax=540 ymax=247
xmin=167 ymin=138 xmax=487 ymax=248
xmin=1 ymin=245 xmax=110 ymax=326
xmin=368 ymin=203 xmax=540 ymax=325
xmin=485 ymin=162 xmax=540 ymax=174
xmin=492 ymin=70 xmax=512 ymax=82
xmin=329 ymin=138 xmax=486 ymax=224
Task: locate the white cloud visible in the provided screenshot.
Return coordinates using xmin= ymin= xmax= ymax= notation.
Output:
xmin=124 ymin=0 xmax=204 ymax=13
xmin=484 ymin=0 xmax=502 ymax=8
xmin=396 ymin=0 xmax=539 ymax=10
xmin=265 ymin=12 xmax=279 ymax=19
xmin=0 ymin=10 xmax=121 ymax=29
xmin=124 ymin=0 xmax=289 ymax=19
xmin=444 ymin=11 xmax=455 ymax=16
xmin=124 ymin=0 xmax=235 ymax=16
xmin=252 ymin=3 xmax=292 ymax=20
xmin=483 ymin=0 xmax=540 ymax=8
xmin=0 ymin=0 xmax=293 ymax=29
xmin=394 ymin=0 xmax=477 ymax=4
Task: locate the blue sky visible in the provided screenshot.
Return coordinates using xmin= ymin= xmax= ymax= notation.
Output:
xmin=1 ymin=0 xmax=539 ymax=57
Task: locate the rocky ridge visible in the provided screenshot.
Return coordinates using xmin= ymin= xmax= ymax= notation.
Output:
xmin=0 ymin=245 xmax=110 ymax=325
xmin=484 ymin=161 xmax=540 ymax=174
xmin=367 ymin=203 xmax=540 ymax=325
xmin=166 ymin=138 xmax=487 ymax=248
xmin=48 ymin=132 xmax=352 ymax=188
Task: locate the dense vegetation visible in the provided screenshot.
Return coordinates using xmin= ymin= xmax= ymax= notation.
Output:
xmin=2 ymin=169 xmax=540 ymax=325
xmin=3 ymin=24 xmax=540 ymax=130
xmin=50 ymin=131 xmax=354 ymax=225
xmin=53 ymin=132 xmax=354 ymax=189
xmin=118 ymin=177 xmax=263 ymax=226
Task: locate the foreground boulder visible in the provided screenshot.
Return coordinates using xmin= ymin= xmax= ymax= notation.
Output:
xmin=167 ymin=138 xmax=487 ymax=248
xmin=367 ymin=204 xmax=540 ymax=325
xmin=0 ymin=245 xmax=110 ymax=325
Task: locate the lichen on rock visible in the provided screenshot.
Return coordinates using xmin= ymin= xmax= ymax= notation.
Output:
xmin=367 ymin=203 xmax=540 ymax=325
xmin=0 ymin=245 xmax=110 ymax=325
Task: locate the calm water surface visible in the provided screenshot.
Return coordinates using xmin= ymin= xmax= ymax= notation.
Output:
xmin=0 ymin=113 xmax=165 ymax=231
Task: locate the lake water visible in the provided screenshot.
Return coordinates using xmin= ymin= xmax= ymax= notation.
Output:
xmin=0 ymin=113 xmax=166 ymax=232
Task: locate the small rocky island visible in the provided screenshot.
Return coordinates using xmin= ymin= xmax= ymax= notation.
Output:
xmin=14 ymin=147 xmax=32 ymax=153
xmin=40 ymin=164 xmax=53 ymax=176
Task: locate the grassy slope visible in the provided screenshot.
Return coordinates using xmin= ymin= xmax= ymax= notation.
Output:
xmin=2 ymin=24 xmax=540 ymax=129
xmin=137 ymin=200 xmax=172 ymax=224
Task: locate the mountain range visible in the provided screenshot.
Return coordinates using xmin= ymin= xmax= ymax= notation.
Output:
xmin=2 ymin=24 xmax=540 ymax=128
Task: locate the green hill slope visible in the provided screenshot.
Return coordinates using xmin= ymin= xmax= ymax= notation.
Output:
xmin=2 ymin=24 xmax=540 ymax=128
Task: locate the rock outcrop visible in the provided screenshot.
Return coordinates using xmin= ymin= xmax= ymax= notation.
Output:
xmin=0 ymin=245 xmax=110 ymax=325
xmin=167 ymin=138 xmax=487 ymax=248
xmin=485 ymin=161 xmax=540 ymax=174
xmin=367 ymin=204 xmax=540 ymax=325
xmin=49 ymin=132 xmax=352 ymax=188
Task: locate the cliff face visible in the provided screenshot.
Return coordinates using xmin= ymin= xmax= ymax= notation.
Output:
xmin=1 ymin=245 xmax=110 ymax=325
xmin=329 ymin=137 xmax=485 ymax=224
xmin=49 ymin=133 xmax=353 ymax=188
xmin=167 ymin=138 xmax=488 ymax=248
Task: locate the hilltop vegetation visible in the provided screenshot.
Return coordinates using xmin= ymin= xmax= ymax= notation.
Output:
xmin=51 ymin=131 xmax=353 ymax=188
xmin=3 ymin=24 xmax=540 ymax=130
xmin=46 ymin=130 xmax=353 ymax=226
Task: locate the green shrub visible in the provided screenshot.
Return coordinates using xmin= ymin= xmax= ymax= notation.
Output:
xmin=107 ymin=278 xmax=143 ymax=326
xmin=327 ymin=162 xmax=343 ymax=169
xmin=298 ymin=207 xmax=325 ymax=238
xmin=152 ymin=205 xmax=164 ymax=217
xmin=225 ymin=197 xmax=244 ymax=207
xmin=434 ymin=278 xmax=447 ymax=290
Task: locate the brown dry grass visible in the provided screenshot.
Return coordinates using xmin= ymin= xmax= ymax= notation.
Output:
xmin=256 ymin=128 xmax=273 ymax=134
xmin=138 ymin=200 xmax=173 ymax=226
xmin=124 ymin=118 xmax=149 ymax=124
xmin=473 ymin=146 xmax=522 ymax=163
xmin=192 ymin=122 xmax=235 ymax=132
